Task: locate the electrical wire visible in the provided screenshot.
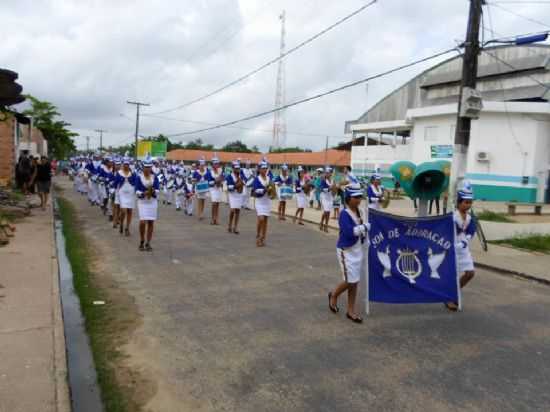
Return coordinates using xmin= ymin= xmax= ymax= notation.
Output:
xmin=163 ymin=47 xmax=458 ymax=137
xmin=489 ymin=2 xmax=550 ymax=30
xmin=148 ymin=0 xmax=378 ymax=115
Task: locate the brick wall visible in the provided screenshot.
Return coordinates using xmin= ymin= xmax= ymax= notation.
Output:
xmin=0 ymin=115 xmax=15 ymax=187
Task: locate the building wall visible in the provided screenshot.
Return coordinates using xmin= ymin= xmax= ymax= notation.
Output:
xmin=0 ymin=115 xmax=15 ymax=186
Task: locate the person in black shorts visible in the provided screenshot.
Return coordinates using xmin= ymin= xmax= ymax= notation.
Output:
xmin=35 ymin=156 xmax=52 ymax=210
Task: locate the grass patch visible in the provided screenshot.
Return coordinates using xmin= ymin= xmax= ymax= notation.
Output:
xmin=475 ymin=209 xmax=514 ymax=223
xmin=57 ymin=197 xmax=150 ymax=412
xmin=492 ymin=233 xmax=550 ymax=253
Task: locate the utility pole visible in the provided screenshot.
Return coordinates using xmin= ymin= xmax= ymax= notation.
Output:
xmin=85 ymin=136 xmax=90 ymax=153
xmin=449 ymin=0 xmax=484 ymax=204
xmin=95 ymin=129 xmax=106 ymax=153
xmin=126 ymin=101 xmax=150 ymax=160
xmin=324 ymin=136 xmax=329 ymax=166
xmin=272 ymin=10 xmax=287 ymax=150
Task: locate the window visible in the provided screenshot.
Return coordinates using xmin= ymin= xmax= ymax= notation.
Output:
xmin=424 ymin=126 xmax=438 ymax=142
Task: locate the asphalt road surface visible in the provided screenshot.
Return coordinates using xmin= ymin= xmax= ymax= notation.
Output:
xmin=60 ymin=180 xmax=550 ymax=412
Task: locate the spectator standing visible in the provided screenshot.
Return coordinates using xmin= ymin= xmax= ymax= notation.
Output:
xmin=35 ymin=156 xmax=52 ymax=210
xmin=28 ymin=157 xmax=39 ymax=194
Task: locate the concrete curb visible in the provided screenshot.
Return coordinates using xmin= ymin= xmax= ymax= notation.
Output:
xmin=49 ymin=205 xmax=71 ymax=412
xmin=474 ymin=262 xmax=550 ymax=287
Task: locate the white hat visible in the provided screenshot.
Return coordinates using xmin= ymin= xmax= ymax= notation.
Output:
xmin=457 ymin=180 xmax=474 ymax=200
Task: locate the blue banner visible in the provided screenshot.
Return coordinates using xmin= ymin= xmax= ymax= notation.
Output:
xmin=368 ymin=209 xmax=459 ymax=304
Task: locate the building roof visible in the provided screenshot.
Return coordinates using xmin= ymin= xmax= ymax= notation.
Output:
xmin=345 ymin=45 xmax=550 ymax=132
xmin=166 ymin=149 xmax=351 ymax=167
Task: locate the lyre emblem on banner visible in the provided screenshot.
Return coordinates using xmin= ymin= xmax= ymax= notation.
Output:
xmin=396 ymin=248 xmax=422 ymax=284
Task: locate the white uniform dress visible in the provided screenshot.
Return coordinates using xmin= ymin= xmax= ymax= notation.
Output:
xmin=194 ymin=170 xmax=209 ymax=200
xmin=255 ymin=175 xmax=272 ymax=217
xmin=368 ymin=184 xmax=384 ymax=210
xmin=320 ymin=179 xmax=334 ymax=213
xmin=228 ymin=173 xmax=243 ymax=209
xmin=296 ymin=179 xmax=308 ymax=209
xmin=336 ymin=209 xmax=368 ymax=284
xmin=137 ymin=175 xmax=158 ymax=221
xmin=118 ymin=171 xmax=135 ymax=209
xmin=454 ymin=211 xmax=475 ymax=273
xmin=209 ymin=169 xmax=224 ymax=203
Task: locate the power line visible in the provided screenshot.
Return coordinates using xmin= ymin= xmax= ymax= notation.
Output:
xmin=491 ymin=1 xmax=550 ymax=4
xmin=163 ymin=47 xmax=458 ymax=137
xmin=148 ymin=0 xmax=378 ymax=115
xmin=489 ymin=2 xmax=550 ymax=29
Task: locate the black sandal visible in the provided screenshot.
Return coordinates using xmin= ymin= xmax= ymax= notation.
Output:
xmin=145 ymin=243 xmax=153 ymax=252
xmin=444 ymin=302 xmax=459 ymax=312
xmin=346 ymin=313 xmax=363 ymax=324
xmin=328 ymin=292 xmax=339 ymax=313
xmin=139 ymin=242 xmax=145 ymax=251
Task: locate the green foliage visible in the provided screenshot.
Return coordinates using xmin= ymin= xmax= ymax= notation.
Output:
xmin=141 ymin=133 xmax=184 ymax=151
xmin=476 ymin=210 xmax=515 ymax=223
xmin=269 ymin=146 xmax=312 ymax=153
xmin=493 ymin=234 xmax=550 ymax=253
xmin=183 ymin=138 xmax=214 ymax=151
xmin=221 ymin=140 xmax=253 ymax=153
xmin=22 ymin=95 xmax=77 ymax=160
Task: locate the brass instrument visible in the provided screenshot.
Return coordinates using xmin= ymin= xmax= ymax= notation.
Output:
xmin=235 ymin=175 xmax=244 ymax=193
xmin=215 ymin=174 xmax=224 ymax=188
xmin=266 ymin=181 xmax=277 ymax=200
xmin=380 ymin=190 xmax=391 ymax=209
xmin=146 ymin=185 xmax=154 ymax=200
xmin=330 ymin=182 xmax=340 ymax=196
xmin=302 ymin=180 xmax=313 ymax=195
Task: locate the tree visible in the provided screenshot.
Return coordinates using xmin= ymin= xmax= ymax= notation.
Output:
xmin=269 ymin=146 xmax=312 ymax=153
xmin=221 ymin=140 xmax=252 ymax=153
xmin=184 ymin=138 xmax=214 ymax=151
xmin=22 ymin=95 xmax=77 ymax=159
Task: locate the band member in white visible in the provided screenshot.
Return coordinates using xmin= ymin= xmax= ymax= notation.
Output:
xmin=184 ymin=176 xmax=195 ymax=216
xmin=319 ymin=167 xmax=334 ymax=232
xmin=367 ymin=173 xmax=384 ymax=210
xmin=241 ymin=160 xmax=254 ymax=210
xmin=135 ymin=158 xmax=160 ymax=251
xmin=192 ymin=158 xmax=209 ymax=221
xmin=113 ymin=158 xmax=136 ymax=236
xmin=293 ymin=166 xmax=308 ymax=225
xmin=226 ymin=160 xmax=244 ymax=234
xmin=329 ymin=183 xmax=370 ymax=324
xmin=174 ymin=171 xmax=185 ymax=211
xmin=206 ymin=156 xmax=224 ymax=225
xmin=446 ymin=181 xmax=477 ymax=312
xmin=252 ymin=160 xmax=273 ymax=247
xmin=274 ymin=164 xmax=293 ymax=221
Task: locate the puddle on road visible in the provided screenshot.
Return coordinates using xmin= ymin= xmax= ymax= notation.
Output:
xmin=54 ymin=204 xmax=104 ymax=412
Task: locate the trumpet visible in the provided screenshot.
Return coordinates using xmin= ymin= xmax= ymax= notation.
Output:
xmin=266 ymin=182 xmax=277 ymax=200
xmin=215 ymin=175 xmax=224 ymax=188
xmin=302 ymin=180 xmax=313 ymax=195
xmin=330 ymin=182 xmax=340 ymax=196
xmin=146 ymin=185 xmax=154 ymax=199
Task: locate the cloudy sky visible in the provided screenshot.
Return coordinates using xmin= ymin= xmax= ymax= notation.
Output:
xmin=3 ymin=0 xmax=550 ymax=152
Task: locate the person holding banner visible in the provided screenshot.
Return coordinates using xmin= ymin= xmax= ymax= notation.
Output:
xmin=328 ymin=183 xmax=369 ymax=324
xmin=206 ymin=155 xmax=224 ymax=225
xmin=252 ymin=160 xmax=273 ymax=247
xmin=192 ymin=158 xmax=209 ymax=221
xmin=135 ymin=157 xmax=160 ymax=252
xmin=274 ymin=164 xmax=293 ymax=221
xmin=446 ymin=182 xmax=477 ymax=312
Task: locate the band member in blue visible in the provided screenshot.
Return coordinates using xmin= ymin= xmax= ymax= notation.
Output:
xmin=135 ymin=157 xmax=160 ymax=251
xmin=206 ymin=155 xmax=224 ymax=225
xmin=192 ymin=158 xmax=209 ymax=221
xmin=226 ymin=160 xmax=244 ymax=234
xmin=328 ymin=183 xmax=370 ymax=324
xmin=293 ymin=166 xmax=309 ymax=225
xmin=274 ymin=164 xmax=293 ymax=221
xmin=114 ymin=157 xmax=136 ymax=236
xmin=319 ymin=167 xmax=334 ymax=232
xmin=367 ymin=173 xmax=384 ymax=210
xmin=111 ymin=158 xmax=122 ymax=229
xmin=252 ymin=160 xmax=274 ymax=247
xmin=446 ymin=181 xmax=477 ymax=312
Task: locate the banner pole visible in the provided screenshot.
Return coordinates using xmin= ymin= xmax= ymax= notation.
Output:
xmin=453 ymin=217 xmax=463 ymax=311
xmin=363 ymin=203 xmax=370 ymax=316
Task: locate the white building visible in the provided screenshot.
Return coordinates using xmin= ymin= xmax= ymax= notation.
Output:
xmin=345 ymin=45 xmax=550 ymax=203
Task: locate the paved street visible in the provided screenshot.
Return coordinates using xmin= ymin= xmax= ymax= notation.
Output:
xmin=60 ymin=179 xmax=550 ymax=412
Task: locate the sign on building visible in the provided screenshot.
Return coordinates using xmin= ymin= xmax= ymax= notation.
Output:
xmin=431 ymin=145 xmax=453 ymax=159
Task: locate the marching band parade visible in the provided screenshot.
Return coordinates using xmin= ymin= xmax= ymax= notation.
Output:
xmin=69 ymin=151 xmax=477 ymax=323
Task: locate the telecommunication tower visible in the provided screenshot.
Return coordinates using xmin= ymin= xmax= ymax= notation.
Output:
xmin=272 ymin=10 xmax=287 ymax=150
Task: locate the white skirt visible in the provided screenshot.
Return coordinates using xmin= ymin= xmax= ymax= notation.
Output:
xmin=138 ymin=198 xmax=158 ymax=221
xmin=228 ymin=192 xmax=242 ymax=209
xmin=255 ymin=195 xmax=272 ymax=217
xmin=119 ymin=186 xmax=135 ymax=209
xmin=320 ymin=192 xmax=333 ymax=212
xmin=337 ymin=241 xmax=366 ymax=284
xmin=296 ymin=192 xmax=307 ymax=209
xmin=456 ymin=246 xmax=474 ymax=273
xmin=210 ymin=187 xmax=223 ymax=203
xmin=114 ymin=191 xmax=120 ymax=205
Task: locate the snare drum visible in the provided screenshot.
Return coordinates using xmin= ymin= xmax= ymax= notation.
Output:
xmin=195 ymin=181 xmax=210 ymax=194
xmin=279 ymin=185 xmax=294 ymax=200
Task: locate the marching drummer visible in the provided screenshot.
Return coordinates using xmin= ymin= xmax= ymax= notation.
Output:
xmin=192 ymin=158 xmax=209 ymax=221
xmin=274 ymin=164 xmax=293 ymax=221
xmin=252 ymin=159 xmax=274 ymax=247
xmin=328 ymin=183 xmax=370 ymax=324
xmin=226 ymin=160 xmax=244 ymax=234
xmin=206 ymin=155 xmax=225 ymax=225
xmin=446 ymin=181 xmax=477 ymax=312
xmin=293 ymin=166 xmax=309 ymax=225
xmin=319 ymin=166 xmax=334 ymax=233
xmin=114 ymin=157 xmax=136 ymax=236
xmin=184 ymin=175 xmax=195 ymax=216
xmin=367 ymin=173 xmax=385 ymax=210
xmin=135 ymin=157 xmax=160 ymax=252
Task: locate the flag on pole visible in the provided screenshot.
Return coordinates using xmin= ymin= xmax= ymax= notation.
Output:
xmin=368 ymin=209 xmax=459 ymax=304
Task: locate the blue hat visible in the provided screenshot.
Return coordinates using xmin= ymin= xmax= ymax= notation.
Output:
xmin=114 ymin=157 xmax=122 ymax=166
xmin=122 ymin=157 xmax=131 ymax=165
xmin=372 ymin=173 xmax=381 ymax=180
xmin=282 ymin=164 xmax=289 ymax=171
xmin=198 ymin=157 xmax=206 ymax=165
xmin=457 ymin=180 xmax=474 ymax=201
xmin=211 ymin=154 xmax=220 ymax=164
xmin=143 ymin=155 xmax=153 ymax=168
xmin=259 ymin=158 xmax=268 ymax=169
xmin=232 ymin=160 xmax=241 ymax=168
xmin=345 ymin=183 xmax=363 ymax=199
